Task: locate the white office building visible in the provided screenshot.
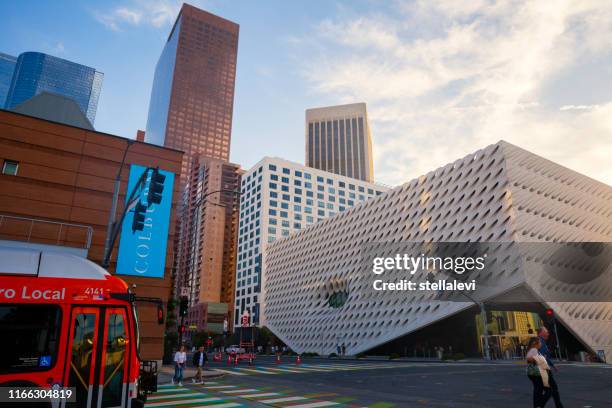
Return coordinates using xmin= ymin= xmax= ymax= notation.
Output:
xmin=234 ymin=157 xmax=390 ymax=327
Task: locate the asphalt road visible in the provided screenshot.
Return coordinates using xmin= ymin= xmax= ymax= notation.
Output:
xmin=157 ymin=357 xmax=612 ymax=407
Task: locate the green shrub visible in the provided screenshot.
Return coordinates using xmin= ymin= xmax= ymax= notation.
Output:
xmin=389 ymin=353 xmax=400 ymax=360
xmin=356 ymin=352 xmax=367 ymax=359
xmin=451 ymin=353 xmax=465 ymax=360
xmin=329 ymin=352 xmax=338 ymax=358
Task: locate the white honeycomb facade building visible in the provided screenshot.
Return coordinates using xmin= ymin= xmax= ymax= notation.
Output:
xmin=264 ymin=141 xmax=612 ymax=359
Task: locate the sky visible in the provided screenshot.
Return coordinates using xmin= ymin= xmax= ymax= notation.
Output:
xmin=1 ymin=0 xmax=611 ymax=187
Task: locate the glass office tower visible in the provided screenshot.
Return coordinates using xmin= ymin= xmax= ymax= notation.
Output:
xmin=5 ymin=52 xmax=103 ymax=124
xmin=145 ymin=4 xmax=239 ymax=175
xmin=0 ymin=53 xmax=17 ymax=108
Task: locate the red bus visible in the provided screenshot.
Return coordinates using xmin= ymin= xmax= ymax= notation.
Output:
xmin=0 ymin=246 xmax=162 ymax=407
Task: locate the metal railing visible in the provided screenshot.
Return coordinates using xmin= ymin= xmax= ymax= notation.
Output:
xmin=0 ymin=214 xmax=93 ymax=249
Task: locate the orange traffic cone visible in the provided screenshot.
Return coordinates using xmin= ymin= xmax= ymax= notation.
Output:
xmin=227 ymin=354 xmax=232 ymax=364
xmin=276 ymin=354 xmax=281 ymax=365
xmin=296 ymin=355 xmax=301 ymax=365
xmin=248 ymin=356 xmax=253 ymax=366
xmin=234 ymin=355 xmax=239 ymax=366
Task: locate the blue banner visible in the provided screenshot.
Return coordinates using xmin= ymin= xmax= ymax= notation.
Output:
xmin=116 ymin=164 xmax=174 ymax=279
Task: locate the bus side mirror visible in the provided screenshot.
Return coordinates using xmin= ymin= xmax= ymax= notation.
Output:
xmin=157 ymin=303 xmax=164 ymax=325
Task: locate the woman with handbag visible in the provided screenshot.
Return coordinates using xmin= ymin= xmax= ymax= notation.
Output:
xmin=526 ymin=337 xmax=552 ymax=407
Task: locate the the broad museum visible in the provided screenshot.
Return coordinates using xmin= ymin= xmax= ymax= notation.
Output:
xmin=263 ymin=141 xmax=612 ymax=362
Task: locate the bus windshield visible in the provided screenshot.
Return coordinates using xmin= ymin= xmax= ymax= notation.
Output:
xmin=0 ymin=304 xmax=61 ymax=372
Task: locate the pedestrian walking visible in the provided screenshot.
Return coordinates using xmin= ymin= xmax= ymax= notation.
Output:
xmin=336 ymin=343 xmax=341 ymax=356
xmin=538 ymin=327 xmax=564 ymax=407
xmin=192 ymin=345 xmax=208 ymax=384
xmin=172 ymin=345 xmax=187 ymax=386
xmin=526 ymin=337 xmax=551 ymax=407
xmin=341 ymin=342 xmax=346 ymax=356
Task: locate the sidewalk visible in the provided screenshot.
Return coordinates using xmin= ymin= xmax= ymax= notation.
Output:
xmin=258 ymin=354 xmax=590 ymax=365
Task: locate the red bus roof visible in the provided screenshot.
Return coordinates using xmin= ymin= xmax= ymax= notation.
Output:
xmin=0 ymin=246 xmax=129 ymax=302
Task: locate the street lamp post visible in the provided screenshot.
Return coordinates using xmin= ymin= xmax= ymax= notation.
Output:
xmin=102 ymin=139 xmax=134 ymax=269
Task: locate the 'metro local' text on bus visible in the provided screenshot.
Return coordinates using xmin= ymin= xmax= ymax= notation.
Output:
xmin=0 ymin=246 xmax=163 ymax=407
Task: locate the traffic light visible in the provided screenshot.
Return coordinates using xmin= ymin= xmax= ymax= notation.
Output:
xmin=147 ymin=168 xmax=166 ymax=205
xmin=132 ymin=202 xmax=147 ymax=232
xmin=179 ymin=324 xmax=186 ymax=334
xmin=545 ymin=308 xmax=554 ymax=317
xmin=157 ymin=303 xmax=164 ymax=324
xmin=179 ymin=296 xmax=188 ymax=317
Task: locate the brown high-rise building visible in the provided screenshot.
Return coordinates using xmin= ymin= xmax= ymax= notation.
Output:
xmin=145 ymin=3 xmax=239 ymax=178
xmin=176 ymin=155 xmax=242 ymax=334
xmin=145 ymin=4 xmax=240 ymax=334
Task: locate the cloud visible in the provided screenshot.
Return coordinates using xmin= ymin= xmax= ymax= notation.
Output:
xmin=297 ymin=0 xmax=612 ymax=187
xmin=54 ymin=42 xmax=65 ymax=54
xmin=94 ymin=0 xmax=182 ymax=31
xmin=559 ymin=104 xmax=599 ymax=111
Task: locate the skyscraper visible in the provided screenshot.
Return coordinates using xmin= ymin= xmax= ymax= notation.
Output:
xmin=4 ymin=52 xmax=103 ymax=124
xmin=0 ymin=53 xmax=17 ymax=108
xmin=145 ymin=3 xmax=239 ymax=177
xmin=306 ymin=103 xmax=374 ymax=182
xmin=175 ymin=155 xmax=242 ymax=333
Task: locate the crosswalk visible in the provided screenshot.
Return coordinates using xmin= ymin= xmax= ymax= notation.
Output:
xmin=145 ymin=385 xmax=246 ymax=407
xmin=212 ymin=362 xmax=405 ymax=377
xmin=146 ymin=382 xmax=363 ymax=408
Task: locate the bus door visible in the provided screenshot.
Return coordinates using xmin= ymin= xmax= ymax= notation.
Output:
xmin=96 ymin=307 xmax=130 ymax=408
xmin=63 ymin=307 xmax=101 ymax=408
xmin=63 ymin=307 xmax=131 ymax=408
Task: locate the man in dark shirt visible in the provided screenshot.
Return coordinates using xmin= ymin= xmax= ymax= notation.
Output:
xmin=538 ymin=326 xmax=563 ymax=407
xmin=192 ymin=345 xmax=208 ymax=384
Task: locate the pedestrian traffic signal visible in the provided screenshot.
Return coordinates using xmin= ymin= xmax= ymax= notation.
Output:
xmin=545 ymin=308 xmax=554 ymax=317
xmin=179 ymin=296 xmax=188 ymax=317
xmin=157 ymin=303 xmax=165 ymax=324
xmin=147 ymin=168 xmax=166 ymax=205
xmin=179 ymin=324 xmax=186 ymax=334
xmin=132 ymin=202 xmax=147 ymax=232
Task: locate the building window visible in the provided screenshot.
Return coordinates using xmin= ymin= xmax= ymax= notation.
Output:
xmin=2 ymin=160 xmax=19 ymax=176
xmin=269 ymin=164 xmax=277 ymax=171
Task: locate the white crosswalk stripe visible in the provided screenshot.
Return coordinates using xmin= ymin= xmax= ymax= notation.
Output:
xmin=259 ymin=396 xmax=308 ymax=403
xmin=221 ymin=388 xmax=258 ymax=394
xmin=213 ymin=368 xmax=248 ymax=376
xmin=236 ymin=392 xmax=279 ymax=398
xmin=145 ymin=397 xmax=222 ymax=407
xmin=289 ymin=402 xmax=341 ymax=408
